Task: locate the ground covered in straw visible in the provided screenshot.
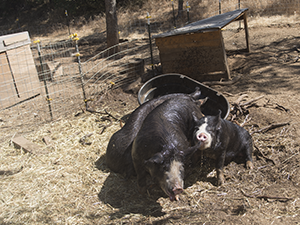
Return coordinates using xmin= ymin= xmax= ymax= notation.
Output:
xmin=1 ymin=23 xmax=300 ymax=225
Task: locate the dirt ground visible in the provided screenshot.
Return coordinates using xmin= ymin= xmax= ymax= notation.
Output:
xmin=1 ymin=24 xmax=300 ymax=224
xmin=93 ymin=25 xmax=300 ymax=224
xmin=99 ymin=24 xmax=300 ymax=224
xmin=81 ymin=24 xmax=300 ymax=224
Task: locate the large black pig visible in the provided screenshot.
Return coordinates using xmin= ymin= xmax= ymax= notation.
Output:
xmin=193 ymin=111 xmax=254 ymax=186
xmin=131 ymin=97 xmax=204 ymax=201
xmin=106 ymin=88 xmax=203 ymax=178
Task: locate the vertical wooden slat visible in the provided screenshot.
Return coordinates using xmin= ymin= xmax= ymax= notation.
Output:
xmin=6 ymin=45 xmax=41 ymax=101
xmin=0 ymin=52 xmax=18 ymax=108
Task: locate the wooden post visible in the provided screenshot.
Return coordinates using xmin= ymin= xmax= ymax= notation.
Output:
xmin=172 ymin=0 xmax=176 ymax=28
xmin=146 ymin=13 xmax=154 ymax=71
xmin=220 ymin=31 xmax=231 ymax=80
xmin=243 ymin=12 xmax=250 ymax=52
xmin=105 ymin=0 xmax=119 ymax=54
xmin=36 ymin=41 xmax=53 ymax=119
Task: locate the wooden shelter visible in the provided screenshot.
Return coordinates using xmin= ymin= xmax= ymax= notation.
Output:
xmin=153 ymin=8 xmax=250 ymax=82
xmin=0 ymin=32 xmax=40 ymax=109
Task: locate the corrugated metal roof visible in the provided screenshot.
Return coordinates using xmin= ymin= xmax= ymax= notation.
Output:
xmin=153 ymin=8 xmax=248 ymax=39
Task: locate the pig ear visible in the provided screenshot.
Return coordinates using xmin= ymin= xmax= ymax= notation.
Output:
xmin=218 ymin=110 xmax=222 ymax=118
xmin=192 ymin=112 xmax=202 ymax=123
xmin=190 ymin=87 xmax=201 ymax=100
xmin=198 ymin=97 xmax=208 ymax=106
xmin=216 ymin=110 xmax=222 ymax=130
xmin=145 ymin=153 xmax=164 ymax=165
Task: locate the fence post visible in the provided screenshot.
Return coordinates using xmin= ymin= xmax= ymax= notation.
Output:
xmin=171 ymin=0 xmax=176 ymax=28
xmin=238 ymin=0 xmax=241 ymax=29
xmin=146 ymin=13 xmax=154 ymax=72
xmin=16 ymin=18 xmax=20 ymax=29
xmin=34 ymin=40 xmax=53 ymax=120
xmin=219 ymin=0 xmax=221 ymax=14
xmin=186 ymin=1 xmax=190 ymax=24
xmin=65 ymin=10 xmax=71 ymax=37
xmin=71 ymin=33 xmax=88 ymax=110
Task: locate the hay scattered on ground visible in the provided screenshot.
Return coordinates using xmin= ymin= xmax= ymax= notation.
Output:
xmin=2 ymin=1 xmax=300 ymax=223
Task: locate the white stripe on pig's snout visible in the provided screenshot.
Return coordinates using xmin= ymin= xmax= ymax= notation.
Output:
xmin=195 ymin=118 xmax=212 ymax=150
xmin=165 ymin=160 xmax=184 ymax=186
xmin=164 ymin=160 xmax=184 ymax=197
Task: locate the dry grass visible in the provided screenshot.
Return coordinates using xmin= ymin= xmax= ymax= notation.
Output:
xmin=1 ymin=0 xmax=300 ymax=224
xmin=0 ymin=112 xmax=116 ymax=224
xmin=31 ymin=0 xmax=300 ymax=42
xmin=1 ymin=103 xmax=299 ymax=224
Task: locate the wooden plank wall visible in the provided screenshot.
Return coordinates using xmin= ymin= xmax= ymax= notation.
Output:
xmin=0 ymin=32 xmax=41 ymax=109
xmin=0 ymin=52 xmax=18 ymax=108
xmin=6 ymin=45 xmax=41 ymax=100
xmin=155 ymin=30 xmax=230 ymax=82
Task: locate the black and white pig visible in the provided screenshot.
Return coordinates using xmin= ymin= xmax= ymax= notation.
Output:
xmin=193 ymin=111 xmax=254 ymax=186
xmin=106 ymin=88 xmax=203 ymax=178
xmin=131 ymin=97 xmax=205 ymax=201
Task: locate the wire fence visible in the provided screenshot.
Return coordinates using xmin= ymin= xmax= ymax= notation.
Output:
xmin=0 ymin=0 xmax=300 ymax=144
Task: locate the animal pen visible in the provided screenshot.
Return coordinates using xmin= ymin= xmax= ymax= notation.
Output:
xmin=1 ymin=1 xmax=300 ymax=224
xmin=0 ymin=0 xmax=298 ymax=145
xmin=0 ymin=33 xmax=153 ymax=144
xmin=0 ymin=7 xmax=249 ymax=143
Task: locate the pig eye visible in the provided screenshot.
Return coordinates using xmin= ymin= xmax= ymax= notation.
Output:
xmin=181 ymin=170 xmax=184 ymax=177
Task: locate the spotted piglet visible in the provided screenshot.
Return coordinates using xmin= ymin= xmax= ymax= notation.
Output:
xmin=193 ymin=111 xmax=254 ymax=186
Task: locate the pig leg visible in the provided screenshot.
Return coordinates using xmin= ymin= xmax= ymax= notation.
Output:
xmin=244 ymin=144 xmax=254 ymax=170
xmin=134 ymin=162 xmax=148 ymax=194
xmin=137 ymin=175 xmax=147 ymax=194
xmin=216 ymin=150 xmax=226 ymax=186
xmin=216 ymin=169 xmax=225 ymax=186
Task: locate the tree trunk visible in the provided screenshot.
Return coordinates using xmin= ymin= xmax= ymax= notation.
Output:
xmin=105 ymin=0 xmax=119 ymax=54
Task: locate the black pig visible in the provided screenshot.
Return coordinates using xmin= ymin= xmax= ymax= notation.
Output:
xmin=131 ymin=97 xmax=204 ymax=201
xmin=106 ymin=88 xmax=203 ymax=178
xmin=193 ymin=111 xmax=254 ymax=186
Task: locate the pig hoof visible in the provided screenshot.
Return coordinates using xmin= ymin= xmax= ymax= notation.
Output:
xmin=246 ymin=161 xmax=254 ymax=170
xmin=168 ymin=187 xmax=183 ymax=201
xmin=169 ymin=193 xmax=180 ymax=201
xmin=217 ymin=175 xmax=225 ymax=186
xmin=217 ymin=169 xmax=225 ymax=186
xmin=217 ymin=178 xmax=225 ymax=186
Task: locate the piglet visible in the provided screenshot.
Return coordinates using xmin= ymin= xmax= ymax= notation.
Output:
xmin=194 ymin=111 xmax=254 ymax=186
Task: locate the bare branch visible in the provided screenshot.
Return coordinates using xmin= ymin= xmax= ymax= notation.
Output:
xmin=241 ymin=189 xmax=293 ymax=201
xmin=250 ymin=122 xmax=290 ymax=135
xmin=240 ymin=95 xmax=264 ymax=107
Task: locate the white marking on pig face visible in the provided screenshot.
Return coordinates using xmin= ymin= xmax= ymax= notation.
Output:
xmin=195 ymin=118 xmax=212 ymax=150
xmin=162 ymin=160 xmax=184 ymax=201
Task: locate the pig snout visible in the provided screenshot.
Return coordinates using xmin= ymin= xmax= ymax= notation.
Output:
xmin=165 ymin=182 xmax=183 ymax=201
xmin=172 ymin=185 xmax=184 ymax=201
xmin=195 ymin=121 xmax=212 ymax=150
xmin=197 ymin=132 xmax=208 ymax=142
xmin=164 ymin=160 xmax=184 ymax=201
